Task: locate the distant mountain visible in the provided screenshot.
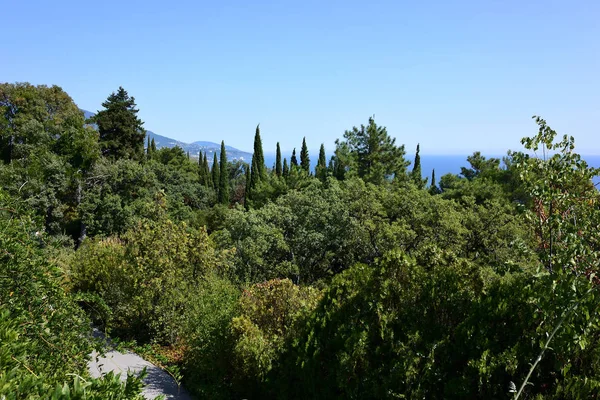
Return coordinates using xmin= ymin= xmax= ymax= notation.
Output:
xmin=81 ymin=110 xmax=252 ymax=162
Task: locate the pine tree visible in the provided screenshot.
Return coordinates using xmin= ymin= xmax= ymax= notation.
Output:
xmin=337 ymin=116 xmax=409 ymax=184
xmin=283 ymin=158 xmax=289 ymax=178
xmin=275 ymin=142 xmax=282 ymax=177
xmin=218 ymin=141 xmax=229 ymax=204
xmin=212 ymin=153 xmax=220 ymax=191
xmin=92 ymin=87 xmax=145 ymax=160
xmin=300 ymin=137 xmax=310 ymax=173
xmin=316 ymin=143 xmax=327 ymax=182
xmin=291 ymin=148 xmax=298 ymax=166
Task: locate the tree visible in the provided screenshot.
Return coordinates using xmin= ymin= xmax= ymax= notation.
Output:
xmin=252 ymin=124 xmax=265 ymax=179
xmin=91 ymin=87 xmax=145 ymax=161
xmin=300 ymin=137 xmax=310 ymax=173
xmin=336 ymin=116 xmax=409 ymax=185
xmin=212 ymin=153 xmax=220 ymax=191
xmin=219 ymin=141 xmax=229 ymax=204
xmin=245 ymin=163 xmax=251 ymax=208
xmin=283 ymin=158 xmax=289 ymax=178
xmin=411 ymin=143 xmax=427 ymax=189
xmin=316 ymin=144 xmax=327 ymax=182
xmin=203 ymin=152 xmax=212 ymax=187
xmin=275 ymin=142 xmax=282 ymax=177
xmin=291 ymin=148 xmax=298 ymax=166
xmin=150 ymin=137 xmax=157 ymax=153
xmin=429 ymin=169 xmax=441 ymax=195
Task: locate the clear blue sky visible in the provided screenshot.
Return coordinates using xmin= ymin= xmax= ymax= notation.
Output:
xmin=2 ymin=0 xmax=598 ymax=155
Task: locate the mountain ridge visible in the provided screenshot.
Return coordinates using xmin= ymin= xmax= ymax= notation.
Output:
xmin=82 ymin=110 xmax=252 ymax=162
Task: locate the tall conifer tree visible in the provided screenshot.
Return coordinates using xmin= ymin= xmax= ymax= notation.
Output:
xmin=244 ymin=164 xmax=251 ymax=209
xmin=252 ymin=124 xmax=265 ymax=179
xmin=316 ymin=143 xmax=327 ymax=182
xmin=150 ymin=138 xmax=156 ymax=153
xmin=291 ymin=148 xmax=298 ymax=166
xmin=283 ymin=158 xmax=289 ymax=178
xmin=275 ymin=142 xmax=282 ymax=177
xmin=300 ymin=137 xmax=310 ymax=173
xmin=203 ymin=152 xmax=211 ymax=187
xmin=212 ymin=153 xmax=220 ymax=191
xmin=218 ymin=141 xmax=229 ymax=204
xmin=411 ymin=143 xmax=426 ymax=188
xmin=92 ymin=87 xmax=145 ymax=161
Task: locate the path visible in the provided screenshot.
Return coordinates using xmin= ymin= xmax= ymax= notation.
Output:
xmin=88 ymin=329 xmax=193 ymax=400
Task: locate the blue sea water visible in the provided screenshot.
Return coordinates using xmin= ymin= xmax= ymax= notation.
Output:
xmin=263 ymin=153 xmax=600 ymax=187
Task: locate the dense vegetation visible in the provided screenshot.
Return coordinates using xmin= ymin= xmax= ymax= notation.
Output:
xmin=1 ymin=82 xmax=599 ymax=399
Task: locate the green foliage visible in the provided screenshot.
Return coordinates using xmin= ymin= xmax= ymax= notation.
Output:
xmin=411 ymin=143 xmax=427 ymax=189
xmin=229 ymin=279 xmax=321 ymax=394
xmin=275 ymin=142 xmax=282 ymax=177
xmin=335 ymin=116 xmax=409 ymax=184
xmin=316 ymin=143 xmax=327 ymax=182
xmin=70 ymin=205 xmax=233 ymax=344
xmin=181 ymin=274 xmax=240 ymax=399
xmin=0 ymin=190 xmax=144 ymax=398
xmin=218 ymin=141 xmax=230 ymax=204
xmin=91 ymin=87 xmax=145 ymax=161
xmin=300 ymin=137 xmax=310 ymax=173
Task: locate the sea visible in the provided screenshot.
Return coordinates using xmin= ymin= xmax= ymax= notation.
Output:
xmin=263 ymin=154 xmax=600 ymax=187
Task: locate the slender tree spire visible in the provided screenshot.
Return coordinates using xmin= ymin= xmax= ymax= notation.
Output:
xmin=275 ymin=142 xmax=282 ymax=177
xmin=411 ymin=143 xmax=426 ymax=188
xmin=429 ymin=168 xmax=441 ymax=195
xmin=283 ymin=158 xmax=289 ymax=178
xmin=212 ymin=152 xmax=220 ymax=191
xmin=291 ymin=148 xmax=298 ymax=166
xmin=147 ymin=136 xmax=151 ymax=157
xmin=198 ymin=151 xmax=205 ymax=183
xmin=244 ymin=163 xmax=251 ymax=209
xmin=316 ymin=143 xmax=327 ymax=182
xmin=252 ymin=124 xmax=265 ymax=179
xmin=203 ymin=152 xmax=211 ymax=187
xmin=150 ymin=138 xmax=156 ymax=153
xmin=300 ymin=137 xmax=310 ymax=173
xmin=218 ymin=141 xmax=229 ymax=204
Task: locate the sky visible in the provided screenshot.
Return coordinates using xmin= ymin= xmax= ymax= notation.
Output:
xmin=2 ymin=0 xmax=598 ymax=155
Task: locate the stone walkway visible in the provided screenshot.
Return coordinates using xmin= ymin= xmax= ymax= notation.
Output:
xmin=88 ymin=330 xmax=193 ymax=400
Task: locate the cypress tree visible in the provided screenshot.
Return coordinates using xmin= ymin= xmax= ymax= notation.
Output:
xmin=198 ymin=151 xmax=205 ymax=183
xmin=252 ymin=124 xmax=265 ymax=179
xmin=275 ymin=142 xmax=282 ymax=177
xmin=244 ymin=164 xmax=251 ymax=209
xmin=283 ymin=158 xmax=289 ymax=178
xmin=300 ymin=137 xmax=310 ymax=173
xmin=150 ymin=138 xmax=156 ymax=153
xmin=187 ymin=151 xmax=190 ymax=160
xmin=203 ymin=152 xmax=211 ymax=187
xmin=291 ymin=148 xmax=298 ymax=166
xmin=316 ymin=143 xmax=327 ymax=182
xmin=411 ymin=143 xmax=426 ymax=189
xmin=212 ymin=153 xmax=220 ymax=191
xmin=146 ymin=136 xmax=151 ymax=157
xmin=218 ymin=141 xmax=229 ymax=204
xmin=429 ymin=169 xmax=441 ymax=195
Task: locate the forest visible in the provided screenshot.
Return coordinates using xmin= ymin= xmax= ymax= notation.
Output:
xmin=1 ymin=82 xmax=599 ymax=399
